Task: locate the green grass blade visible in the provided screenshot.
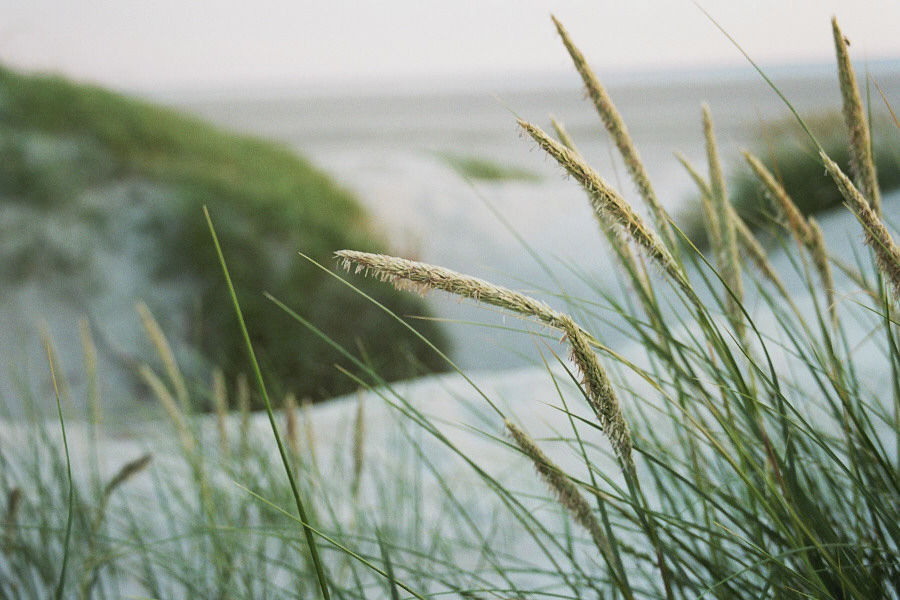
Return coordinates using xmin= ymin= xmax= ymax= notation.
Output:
xmin=203 ymin=205 xmax=331 ymax=600
xmin=44 ymin=338 xmax=73 ymax=600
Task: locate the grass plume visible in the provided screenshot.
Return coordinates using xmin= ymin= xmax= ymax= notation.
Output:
xmin=517 ymin=120 xmax=689 ymax=296
xmin=703 ymin=105 xmax=745 ymax=334
xmin=551 ymin=15 xmax=677 ymax=251
xmin=832 ymin=17 xmax=881 ymax=215
xmin=822 ymin=151 xmax=900 ymax=295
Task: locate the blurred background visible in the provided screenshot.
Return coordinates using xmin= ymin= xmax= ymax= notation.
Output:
xmin=2 ymin=1 xmax=899 ymax=418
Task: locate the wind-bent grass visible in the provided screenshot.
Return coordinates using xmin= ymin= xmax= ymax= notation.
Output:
xmin=2 ymin=11 xmax=899 ymax=600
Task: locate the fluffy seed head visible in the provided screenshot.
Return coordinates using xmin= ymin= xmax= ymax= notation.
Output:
xmin=284 ymin=392 xmax=299 ymax=458
xmin=336 ymin=250 xmax=565 ymax=329
xmin=518 ymin=119 xmax=687 ymax=295
xmin=551 ymin=15 xmax=676 ymax=250
xmin=212 ymin=367 xmax=229 ymax=454
xmin=140 ymin=365 xmax=194 ymax=453
xmin=822 ymin=151 xmax=900 ymax=295
xmin=4 ymin=488 xmax=22 ymax=549
xmin=104 ymin=454 xmax=153 ymax=500
xmin=137 ymin=302 xmax=189 ymax=410
xmin=352 ymin=392 xmax=365 ymax=496
xmin=702 ymin=106 xmax=745 ymax=333
xmin=79 ymin=318 xmax=102 ymax=428
xmin=832 ymin=17 xmax=881 ymax=215
xmin=504 ymin=419 xmax=614 ymax=559
xmin=558 ymin=315 xmax=634 ymax=472
xmin=743 ymin=151 xmax=814 ymax=247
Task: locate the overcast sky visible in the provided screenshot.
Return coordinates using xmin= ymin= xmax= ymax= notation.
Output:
xmin=3 ymin=1 xmax=899 ymax=93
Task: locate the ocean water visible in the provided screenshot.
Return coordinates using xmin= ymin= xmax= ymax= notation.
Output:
xmin=169 ymin=64 xmax=900 ymax=371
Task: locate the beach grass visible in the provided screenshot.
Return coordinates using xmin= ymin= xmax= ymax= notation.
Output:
xmin=2 ymin=12 xmax=900 ymax=600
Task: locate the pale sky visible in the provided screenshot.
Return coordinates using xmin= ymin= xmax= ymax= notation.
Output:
xmin=2 ymin=1 xmax=899 ymax=93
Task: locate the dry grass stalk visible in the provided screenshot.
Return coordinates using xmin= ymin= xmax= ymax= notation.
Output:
xmin=140 ymin=365 xmax=194 ymax=453
xmin=237 ymin=372 xmax=251 ymax=448
xmin=551 ymin=15 xmax=677 ymax=251
xmin=552 ymin=117 xmax=654 ymax=304
xmin=39 ymin=324 xmax=71 ymax=404
xmin=284 ymin=392 xmax=299 ymax=458
xmin=104 ymin=454 xmax=152 ymax=499
xmin=137 ymin=302 xmax=189 ymax=410
xmin=680 ymin=153 xmax=788 ymax=297
xmin=302 ymin=397 xmax=318 ymax=468
xmin=832 ymin=17 xmax=881 ymax=215
xmin=504 ymin=420 xmax=617 ymax=562
xmin=743 ymin=151 xmax=813 ymax=246
xmin=212 ymin=367 xmax=229 ymax=454
xmin=79 ymin=318 xmax=102 ymax=428
xmin=822 ymin=151 xmax=900 ymax=295
xmin=352 ymin=392 xmax=365 ymax=496
xmin=518 ymin=120 xmax=690 ymax=296
xmin=808 ymin=218 xmax=838 ymax=327
xmin=732 ymin=215 xmax=790 ymax=298
xmin=558 ymin=315 xmax=634 ymax=471
xmin=3 ymin=488 xmax=22 ymax=550
xmin=94 ymin=454 xmax=153 ymax=531
xmin=338 ymin=250 xmax=635 ymax=472
xmin=336 ymin=250 xmax=565 ymax=329
xmin=702 ymin=106 xmax=745 ymax=333
xmin=676 ymin=152 xmax=723 ymax=253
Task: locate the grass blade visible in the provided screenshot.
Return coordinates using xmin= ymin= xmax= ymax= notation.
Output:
xmin=203 ymin=205 xmax=331 ymax=600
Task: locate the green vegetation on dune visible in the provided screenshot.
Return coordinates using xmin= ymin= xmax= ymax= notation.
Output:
xmin=0 ymin=65 xmax=449 ymax=404
xmin=436 ymin=150 xmax=541 ymax=182
xmin=730 ymin=111 xmax=900 ymax=225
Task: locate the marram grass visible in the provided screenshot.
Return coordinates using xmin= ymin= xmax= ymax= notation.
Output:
xmin=3 ymin=12 xmax=900 ymax=600
xmin=832 ymin=17 xmax=881 ymax=215
xmin=336 ymin=249 xmax=635 ymax=473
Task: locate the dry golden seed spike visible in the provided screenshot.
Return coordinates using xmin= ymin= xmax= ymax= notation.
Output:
xmin=557 ymin=315 xmax=634 ymax=473
xmin=136 ymin=302 xmax=189 ymax=410
xmin=4 ymin=488 xmax=22 ymax=548
xmin=352 ymin=391 xmax=365 ymax=497
xmin=336 ymin=250 xmax=565 ymax=329
xmin=822 ymin=151 xmax=900 ymax=295
xmin=551 ymin=116 xmax=656 ymax=302
xmin=808 ymin=218 xmax=838 ymax=327
xmin=733 ymin=213 xmax=790 ymax=298
xmin=702 ymin=105 xmax=745 ymax=333
xmin=742 ymin=151 xmax=813 ymax=246
xmin=676 ymin=152 xmax=723 ymax=253
xmin=140 ymin=365 xmax=194 ymax=453
xmin=79 ymin=317 xmax=101 ymax=428
xmin=551 ymin=15 xmax=677 ymax=251
xmin=301 ymin=397 xmax=318 ymax=468
xmin=39 ymin=323 xmax=71 ymax=405
xmin=504 ymin=419 xmax=617 ymax=562
xmin=103 ymin=454 xmax=153 ymax=501
xmin=832 ymin=17 xmax=881 ymax=215
xmin=212 ymin=367 xmax=229 ymax=454
xmin=337 ymin=249 xmax=637 ymax=473
xmin=678 ymin=153 xmax=787 ymax=296
xmin=94 ymin=454 xmax=152 ymax=532
xmin=517 ymin=120 xmax=691 ymax=298
xmin=284 ymin=392 xmax=299 ymax=458
xmin=550 ymin=116 xmax=655 ymax=300
xmin=236 ymin=372 xmax=251 ymax=446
